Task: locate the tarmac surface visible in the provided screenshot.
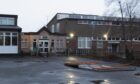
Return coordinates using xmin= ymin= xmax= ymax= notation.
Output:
xmin=0 ymin=56 xmax=139 ymax=84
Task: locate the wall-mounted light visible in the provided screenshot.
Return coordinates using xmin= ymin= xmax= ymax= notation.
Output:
xmin=103 ymin=34 xmax=108 ymax=40
xmin=69 ymin=33 xmax=74 ymax=38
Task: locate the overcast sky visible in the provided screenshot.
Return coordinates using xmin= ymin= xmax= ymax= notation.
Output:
xmin=0 ymin=0 xmax=106 ymax=32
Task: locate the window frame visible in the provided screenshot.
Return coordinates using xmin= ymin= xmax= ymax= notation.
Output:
xmin=0 ymin=17 xmax=15 ymax=25
xmin=0 ymin=33 xmax=4 ymax=46
xmin=78 ymin=37 xmax=92 ymax=49
xmin=0 ymin=32 xmax=18 ymax=46
xmin=97 ymin=41 xmax=103 ymax=49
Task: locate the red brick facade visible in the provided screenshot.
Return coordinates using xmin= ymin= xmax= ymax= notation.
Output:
xmin=46 ymin=13 xmax=140 ymax=59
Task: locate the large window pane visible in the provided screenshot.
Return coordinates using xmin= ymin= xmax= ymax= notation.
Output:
xmin=86 ymin=37 xmax=91 ymax=48
xmin=0 ymin=17 xmax=15 ymax=25
xmin=40 ymin=48 xmax=43 ymax=52
xmin=0 ymin=36 xmax=3 ymax=45
xmin=5 ymin=32 xmax=11 ymax=45
xmin=12 ymin=33 xmax=18 ymax=45
xmin=45 ymin=42 xmax=48 ymax=47
xmin=7 ymin=18 xmax=15 ymax=25
xmin=97 ymin=41 xmax=103 ymax=48
xmin=5 ymin=36 xmax=11 ymax=45
xmin=5 ymin=32 xmax=10 ymax=35
xmin=56 ymin=23 xmax=60 ymax=32
xmin=12 ymin=33 xmax=17 ymax=36
xmin=51 ymin=25 xmax=55 ymax=33
xmin=78 ymin=37 xmax=91 ymax=49
xmin=45 ymin=48 xmax=48 ymax=52
xmin=12 ymin=36 xmax=17 ymax=45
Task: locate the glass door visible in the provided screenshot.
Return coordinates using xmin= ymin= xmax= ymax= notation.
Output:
xmin=39 ymin=40 xmax=49 ymax=54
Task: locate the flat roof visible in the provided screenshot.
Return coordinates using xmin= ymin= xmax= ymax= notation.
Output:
xmin=56 ymin=13 xmax=140 ymax=22
xmin=0 ymin=14 xmax=17 ymax=18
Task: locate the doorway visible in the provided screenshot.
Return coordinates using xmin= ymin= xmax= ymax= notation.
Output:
xmin=108 ymin=43 xmax=119 ymax=53
xmin=39 ymin=40 xmax=49 ymax=55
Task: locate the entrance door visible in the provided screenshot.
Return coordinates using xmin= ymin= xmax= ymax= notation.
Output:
xmin=108 ymin=43 xmax=119 ymax=53
xmin=39 ymin=40 xmax=49 ymax=54
xmin=112 ymin=44 xmax=118 ymax=53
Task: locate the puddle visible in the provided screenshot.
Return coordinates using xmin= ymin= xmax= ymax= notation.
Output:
xmin=91 ymin=80 xmax=104 ymax=84
xmin=14 ymin=60 xmax=48 ymax=63
xmin=59 ymin=82 xmax=80 ymax=84
xmin=29 ymin=82 xmax=40 ymax=84
xmin=14 ymin=60 xmax=23 ymax=63
xmin=134 ymin=72 xmax=140 ymax=76
xmin=40 ymin=71 xmax=55 ymax=75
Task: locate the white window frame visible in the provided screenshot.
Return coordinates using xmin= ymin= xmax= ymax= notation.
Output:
xmin=51 ymin=24 xmax=55 ymax=33
xmin=0 ymin=32 xmax=18 ymax=46
xmin=78 ymin=37 xmax=92 ymax=49
xmin=97 ymin=41 xmax=103 ymax=49
xmin=78 ymin=20 xmax=89 ymax=24
xmin=0 ymin=32 xmax=4 ymax=46
xmin=0 ymin=17 xmax=15 ymax=25
xmin=11 ymin=32 xmax=18 ymax=46
xmin=56 ymin=23 xmax=60 ymax=32
xmin=57 ymin=14 xmax=69 ymax=20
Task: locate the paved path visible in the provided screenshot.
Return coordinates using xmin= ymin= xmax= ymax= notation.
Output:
xmin=0 ymin=56 xmax=139 ymax=84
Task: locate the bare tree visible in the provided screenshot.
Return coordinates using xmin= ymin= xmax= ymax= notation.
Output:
xmin=105 ymin=0 xmax=140 ymax=60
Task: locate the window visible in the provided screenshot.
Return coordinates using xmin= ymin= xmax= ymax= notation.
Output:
xmin=116 ymin=37 xmax=120 ymax=40
xmin=40 ymin=36 xmax=48 ymax=39
xmin=51 ymin=24 xmax=55 ymax=33
xmin=97 ymin=21 xmax=102 ymax=25
xmin=0 ymin=32 xmax=18 ymax=46
xmin=97 ymin=37 xmax=102 ymax=40
xmin=51 ymin=40 xmax=54 ymax=47
xmin=108 ymin=37 xmax=111 ymax=40
xmin=8 ymin=18 xmax=15 ymax=25
xmin=80 ymin=15 xmax=83 ymax=19
xmin=112 ymin=37 xmax=116 ymax=40
xmin=70 ymin=14 xmax=81 ymax=19
xmin=91 ymin=21 xmax=97 ymax=25
xmin=112 ymin=21 xmax=120 ymax=25
xmin=97 ymin=41 xmax=103 ymax=48
xmin=39 ymin=42 xmax=43 ymax=47
xmin=78 ymin=37 xmax=91 ymax=49
xmin=87 ymin=38 xmax=91 ymax=48
xmin=40 ymin=48 xmax=43 ymax=52
xmin=78 ymin=20 xmax=89 ymax=24
xmin=108 ymin=44 xmax=112 ymax=52
xmin=5 ymin=33 xmax=11 ymax=45
xmin=56 ymin=23 xmax=60 ymax=32
xmin=57 ymin=14 xmax=69 ymax=20
xmin=12 ymin=33 xmax=18 ymax=45
xmin=0 ymin=17 xmax=15 ymax=25
xmin=126 ymin=38 xmax=130 ymax=41
xmin=45 ymin=42 xmax=48 ymax=47
xmin=0 ymin=33 xmax=3 ymax=45
xmin=45 ymin=48 xmax=48 ymax=52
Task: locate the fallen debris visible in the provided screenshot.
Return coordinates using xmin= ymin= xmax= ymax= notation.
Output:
xmin=64 ymin=61 xmax=136 ymax=72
